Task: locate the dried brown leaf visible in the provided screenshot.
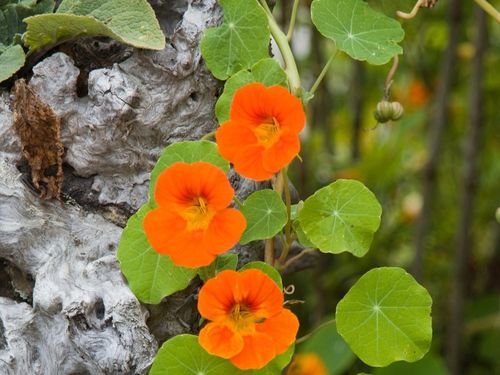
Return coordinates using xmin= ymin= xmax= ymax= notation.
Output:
xmin=12 ymin=79 xmax=64 ymax=200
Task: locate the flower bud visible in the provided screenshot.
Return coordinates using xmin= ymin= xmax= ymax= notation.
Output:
xmin=374 ymin=100 xmax=404 ymax=123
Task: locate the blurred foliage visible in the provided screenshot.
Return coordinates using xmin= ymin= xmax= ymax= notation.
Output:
xmin=281 ymin=0 xmax=500 ymax=374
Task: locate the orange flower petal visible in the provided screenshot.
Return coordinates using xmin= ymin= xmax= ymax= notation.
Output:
xmin=216 ymin=121 xmax=257 ymax=161
xmin=262 ymin=134 xmax=300 ymax=173
xmin=199 ymin=323 xmax=244 ymax=359
xmin=231 ymin=144 xmax=274 ymax=181
xmin=256 ymin=309 xmax=299 ymax=354
xmin=202 ymin=208 xmax=246 ymax=255
xmin=265 ymin=85 xmax=305 ymax=133
xmin=144 ymin=208 xmax=216 ymax=267
xmin=237 ymin=269 xmax=284 ymax=318
xmin=229 ymin=83 xmax=271 ymax=125
xmin=198 ymin=270 xmax=240 ymax=321
xmin=229 ymin=332 xmax=276 ymax=370
xmin=154 ymin=162 xmax=234 ymax=211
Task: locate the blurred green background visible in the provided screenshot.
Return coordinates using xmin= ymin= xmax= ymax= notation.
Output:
xmin=279 ymin=0 xmax=500 ymax=374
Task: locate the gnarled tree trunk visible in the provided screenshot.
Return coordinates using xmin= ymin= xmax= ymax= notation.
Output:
xmin=0 ymin=1 xmax=261 ymax=374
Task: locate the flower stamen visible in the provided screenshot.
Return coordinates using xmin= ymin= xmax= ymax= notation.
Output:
xmin=254 ymin=117 xmax=281 ymax=148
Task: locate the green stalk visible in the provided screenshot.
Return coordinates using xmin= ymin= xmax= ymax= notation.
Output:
xmin=309 ymin=49 xmax=337 ymax=96
xmin=259 ymin=0 xmax=302 ymax=94
xmin=278 ymin=168 xmax=293 ymax=264
xmin=474 ymin=0 xmax=500 ymax=23
xmin=286 ymin=0 xmax=301 ymax=41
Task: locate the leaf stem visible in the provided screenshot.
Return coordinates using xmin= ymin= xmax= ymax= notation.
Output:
xmin=279 ymin=247 xmax=317 ymax=272
xmin=286 ymin=0 xmax=301 ymax=41
xmin=259 ymin=0 xmax=302 ymax=94
xmin=264 ymin=238 xmax=275 ymax=266
xmin=233 ymin=196 xmax=243 ymax=208
xmin=278 ymin=169 xmax=293 ymax=264
xmin=295 ymin=318 xmax=336 ymax=344
xmin=201 ymin=131 xmax=216 ymax=141
xmin=474 ymin=0 xmax=500 ymax=23
xmin=309 ymin=49 xmax=337 ymax=96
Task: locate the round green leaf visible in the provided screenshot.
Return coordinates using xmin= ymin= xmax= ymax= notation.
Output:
xmin=200 ymin=0 xmax=270 ymax=80
xmin=117 ymin=204 xmax=197 ymax=304
xmin=215 ymin=58 xmax=288 ymax=123
xmin=336 ymin=267 xmax=433 ymax=367
xmin=292 ymin=220 xmax=315 ymax=248
xmin=298 ymin=179 xmax=382 ymax=257
xmin=311 ymin=0 xmax=404 ymax=65
xmin=150 ymin=334 xmax=294 ymax=375
xmin=24 ymin=0 xmax=165 ymax=52
xmin=239 ymin=189 xmax=288 ymax=245
xmin=149 ymin=141 xmax=229 ymax=202
xmin=0 ymin=44 xmax=25 ymax=83
xmin=239 ymin=261 xmax=283 ymax=290
xmin=198 ymin=253 xmax=238 ymax=282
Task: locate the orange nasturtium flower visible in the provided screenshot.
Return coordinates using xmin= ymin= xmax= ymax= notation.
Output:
xmin=287 ymin=353 xmax=328 ymax=375
xmin=216 ymin=83 xmax=306 ymax=181
xmin=198 ymin=269 xmax=299 ymax=370
xmin=144 ymin=161 xmax=246 ymax=268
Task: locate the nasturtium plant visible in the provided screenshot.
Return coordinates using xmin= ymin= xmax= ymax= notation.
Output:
xmin=336 ymin=267 xmax=433 ymax=367
xmin=311 ymin=0 xmax=405 ymax=65
xmin=24 ymin=0 xmax=165 ymax=52
xmin=239 ymin=260 xmax=283 ymax=290
xmin=215 ymin=58 xmax=288 ymax=123
xmin=0 ymin=44 xmax=24 ymax=82
xmin=239 ymin=189 xmax=288 ymax=245
xmin=298 ymin=179 xmax=382 ymax=257
xmin=198 ymin=253 xmax=238 ymax=282
xmin=116 ymin=204 xmax=197 ymax=304
xmin=148 ymin=140 xmax=229 ymax=201
xmin=150 ymin=334 xmax=294 ymax=375
xmin=200 ymin=0 xmax=270 ymax=80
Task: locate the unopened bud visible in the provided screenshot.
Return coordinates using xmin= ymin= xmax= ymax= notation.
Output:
xmin=374 ymin=100 xmax=404 ymax=123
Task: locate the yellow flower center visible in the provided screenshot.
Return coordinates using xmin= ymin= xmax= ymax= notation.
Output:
xmin=254 ymin=117 xmax=281 ymax=148
xmin=228 ymin=303 xmax=262 ymax=334
xmin=182 ymin=196 xmax=214 ymax=231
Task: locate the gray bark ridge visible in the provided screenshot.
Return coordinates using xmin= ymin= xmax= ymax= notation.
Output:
xmin=0 ymin=1 xmax=264 ymax=374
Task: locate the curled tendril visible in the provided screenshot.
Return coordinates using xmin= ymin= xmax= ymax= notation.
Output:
xmin=397 ymin=0 xmax=438 ymax=19
xmin=284 ymin=284 xmax=296 ymax=295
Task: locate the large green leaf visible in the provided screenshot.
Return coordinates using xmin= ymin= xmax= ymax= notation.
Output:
xmin=239 ymin=189 xmax=288 ymax=245
xmin=298 ymin=318 xmax=355 ymax=375
xmin=198 ymin=253 xmax=238 ymax=282
xmin=215 ymin=58 xmax=288 ymax=123
xmin=311 ymin=0 xmax=404 ymax=65
xmin=117 ymin=204 xmax=197 ymax=304
xmin=150 ymin=334 xmax=294 ymax=375
xmin=0 ymin=0 xmax=54 ymax=45
xmin=239 ymin=261 xmax=283 ymax=290
xmin=297 ymin=179 xmax=382 ymax=257
xmin=149 ymin=141 xmax=229 ymax=202
xmin=200 ymin=0 xmax=270 ymax=80
xmin=0 ymin=43 xmax=25 ymax=83
xmin=24 ymin=0 xmax=164 ymax=52
xmin=336 ymin=267 xmax=433 ymax=367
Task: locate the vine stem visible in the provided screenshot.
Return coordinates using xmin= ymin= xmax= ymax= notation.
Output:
xmin=258 ymin=0 xmax=302 ymax=94
xmin=278 ymin=169 xmax=293 ymax=264
xmin=200 ymin=131 xmax=216 ymax=141
xmin=264 ymin=238 xmax=275 ymax=266
xmin=286 ymin=0 xmax=300 ymax=41
xmin=295 ymin=319 xmax=336 ymax=344
xmin=383 ymin=55 xmax=399 ymax=100
xmin=474 ymin=0 xmax=500 ymax=23
xmin=309 ymin=50 xmax=337 ymax=97
xmin=278 ymin=247 xmax=317 ymax=272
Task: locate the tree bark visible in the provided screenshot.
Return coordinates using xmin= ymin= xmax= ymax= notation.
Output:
xmin=446 ymin=6 xmax=488 ymax=375
xmin=411 ymin=0 xmax=462 ymax=281
xmin=0 ymin=1 xmax=262 ymax=374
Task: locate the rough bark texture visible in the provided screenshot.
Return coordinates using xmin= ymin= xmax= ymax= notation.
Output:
xmin=0 ymin=1 xmax=263 ymax=374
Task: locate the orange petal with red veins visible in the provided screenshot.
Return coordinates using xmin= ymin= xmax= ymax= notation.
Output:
xmin=199 ymin=323 xmax=244 ymax=359
xmin=256 ymin=309 xmax=299 ymax=354
xmin=237 ymin=269 xmax=284 ymax=318
xmin=266 ymin=85 xmax=306 ymax=133
xmin=229 ymin=332 xmax=276 ymax=370
xmin=202 ymin=208 xmax=246 ymax=255
xmin=198 ymin=270 xmax=240 ymax=322
xmin=229 ymin=83 xmax=270 ymax=124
